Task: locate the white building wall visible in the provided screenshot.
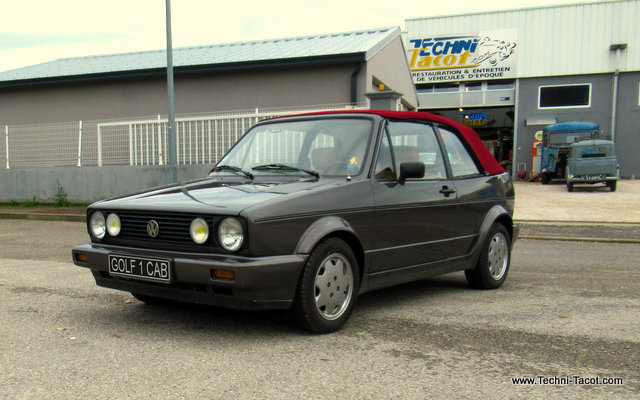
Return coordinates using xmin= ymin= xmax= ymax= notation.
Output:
xmin=405 ymin=0 xmax=640 ymax=78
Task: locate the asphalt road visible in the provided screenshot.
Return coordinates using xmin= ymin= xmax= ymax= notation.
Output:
xmin=1 ymin=220 xmax=638 ymax=399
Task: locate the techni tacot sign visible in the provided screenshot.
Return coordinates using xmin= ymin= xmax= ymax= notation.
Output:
xmin=407 ymin=29 xmax=517 ymax=83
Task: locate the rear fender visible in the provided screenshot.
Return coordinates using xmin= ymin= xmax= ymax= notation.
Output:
xmin=468 ymin=204 xmax=515 ymax=267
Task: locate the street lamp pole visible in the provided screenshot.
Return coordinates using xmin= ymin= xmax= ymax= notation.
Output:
xmin=165 ymin=0 xmax=177 ymax=183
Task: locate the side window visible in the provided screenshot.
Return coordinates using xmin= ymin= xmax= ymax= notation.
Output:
xmin=374 ymin=131 xmax=395 ymax=180
xmin=387 ymin=121 xmax=447 ymax=180
xmin=439 ymin=127 xmax=481 ymax=178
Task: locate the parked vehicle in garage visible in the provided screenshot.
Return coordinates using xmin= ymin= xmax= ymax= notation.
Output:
xmin=72 ymin=110 xmax=517 ymax=333
xmin=540 ymin=122 xmax=600 ymax=184
xmin=566 ymin=139 xmax=619 ymax=192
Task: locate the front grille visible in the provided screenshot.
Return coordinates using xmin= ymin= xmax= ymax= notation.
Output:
xmin=105 ymin=210 xmax=220 ymax=246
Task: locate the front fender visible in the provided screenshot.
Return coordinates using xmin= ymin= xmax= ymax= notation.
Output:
xmin=294 ymin=216 xmax=360 ymax=255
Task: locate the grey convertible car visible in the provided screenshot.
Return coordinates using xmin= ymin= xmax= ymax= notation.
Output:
xmin=72 ymin=110 xmax=517 ymax=333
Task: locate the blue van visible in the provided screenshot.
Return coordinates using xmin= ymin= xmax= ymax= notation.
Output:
xmin=540 ymin=122 xmax=600 ymax=184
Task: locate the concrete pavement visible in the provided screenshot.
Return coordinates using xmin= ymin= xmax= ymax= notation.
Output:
xmin=514 ymin=179 xmax=640 ymax=243
xmin=514 ymin=179 xmax=640 ymax=224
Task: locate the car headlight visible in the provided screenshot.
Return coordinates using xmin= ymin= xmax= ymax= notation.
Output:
xmin=190 ymin=217 xmax=210 ymax=245
xmin=90 ymin=211 xmax=106 ymax=240
xmin=106 ymin=213 xmax=121 ymax=237
xmin=218 ymin=217 xmax=244 ymax=252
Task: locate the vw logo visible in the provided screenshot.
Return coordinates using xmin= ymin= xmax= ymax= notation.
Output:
xmin=146 ymin=220 xmax=160 ymax=238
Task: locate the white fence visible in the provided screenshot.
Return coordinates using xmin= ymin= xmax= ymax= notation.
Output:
xmin=2 ymin=103 xmax=366 ymax=169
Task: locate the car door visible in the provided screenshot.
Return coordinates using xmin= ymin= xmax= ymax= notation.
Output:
xmin=368 ymin=120 xmax=460 ymax=273
xmin=436 ymin=124 xmax=496 ymax=255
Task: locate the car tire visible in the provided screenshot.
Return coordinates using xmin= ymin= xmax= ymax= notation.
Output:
xmin=292 ymin=238 xmax=359 ymax=334
xmin=567 ymin=182 xmax=574 ymax=192
xmin=608 ymin=181 xmax=617 ymax=192
xmin=465 ymin=223 xmax=511 ymax=290
xmin=130 ymin=292 xmax=173 ymax=305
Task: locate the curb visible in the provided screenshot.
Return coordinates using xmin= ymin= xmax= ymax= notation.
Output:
xmin=518 ymin=235 xmax=640 ymax=244
xmin=0 ymin=212 xmax=85 ymax=223
xmin=515 ymin=220 xmax=640 ymax=227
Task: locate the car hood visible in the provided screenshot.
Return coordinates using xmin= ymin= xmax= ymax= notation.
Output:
xmin=89 ymin=177 xmax=340 ymax=215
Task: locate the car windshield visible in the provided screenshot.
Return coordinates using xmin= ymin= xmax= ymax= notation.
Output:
xmin=216 ymin=118 xmax=373 ymax=177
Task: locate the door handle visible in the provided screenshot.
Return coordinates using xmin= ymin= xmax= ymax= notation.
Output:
xmin=439 ymin=186 xmax=456 ymax=196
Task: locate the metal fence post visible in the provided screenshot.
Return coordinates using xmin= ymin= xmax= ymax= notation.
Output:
xmin=77 ymin=120 xmax=83 ymax=167
xmin=129 ymin=124 xmax=134 ymax=166
xmin=157 ymin=115 xmax=164 ymax=165
xmin=5 ymin=125 xmax=9 ymax=169
xmin=97 ymin=125 xmax=103 ymax=167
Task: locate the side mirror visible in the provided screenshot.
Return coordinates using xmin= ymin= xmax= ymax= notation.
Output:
xmin=398 ymin=162 xmax=425 ymax=184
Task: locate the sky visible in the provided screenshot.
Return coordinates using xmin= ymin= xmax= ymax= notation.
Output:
xmin=0 ymin=0 xmax=596 ymax=73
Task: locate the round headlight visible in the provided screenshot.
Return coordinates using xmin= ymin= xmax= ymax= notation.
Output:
xmin=90 ymin=211 xmax=106 ymax=240
xmin=190 ymin=218 xmax=210 ymax=245
xmin=106 ymin=213 xmax=121 ymax=237
xmin=218 ymin=218 xmax=244 ymax=252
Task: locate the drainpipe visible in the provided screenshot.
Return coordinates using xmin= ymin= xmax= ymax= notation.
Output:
xmin=512 ymin=79 xmax=520 ymax=180
xmin=350 ymin=62 xmax=363 ymax=105
xmin=609 ymin=43 xmax=627 ymax=142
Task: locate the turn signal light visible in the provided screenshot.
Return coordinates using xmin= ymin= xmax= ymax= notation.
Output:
xmin=76 ymin=253 xmax=88 ymax=262
xmin=213 ymin=269 xmax=235 ymax=280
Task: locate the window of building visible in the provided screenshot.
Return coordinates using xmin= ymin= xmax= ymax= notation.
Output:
xmin=487 ymin=80 xmax=514 ymax=90
xmin=539 ymin=84 xmax=591 ymax=108
xmin=464 ymin=82 xmax=482 ymax=91
xmin=415 ymin=83 xmax=434 ymax=93
xmin=433 ymin=83 xmax=460 ymax=93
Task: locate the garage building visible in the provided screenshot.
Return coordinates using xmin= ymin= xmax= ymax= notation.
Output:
xmin=0 ymin=26 xmax=416 ymax=125
xmin=404 ymin=0 xmax=640 ymax=178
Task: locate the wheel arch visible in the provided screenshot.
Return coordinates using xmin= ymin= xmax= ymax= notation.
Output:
xmin=473 ymin=205 xmax=514 ymax=259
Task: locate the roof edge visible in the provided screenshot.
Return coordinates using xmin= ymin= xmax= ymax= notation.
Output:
xmin=0 ymin=53 xmax=367 ymax=89
xmin=363 ymin=27 xmax=401 ymax=61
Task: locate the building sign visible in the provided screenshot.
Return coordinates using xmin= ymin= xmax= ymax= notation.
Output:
xmin=407 ymin=30 xmax=517 ymax=84
xmin=460 ymin=112 xmax=487 ymax=127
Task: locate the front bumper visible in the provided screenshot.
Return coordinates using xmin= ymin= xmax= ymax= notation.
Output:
xmin=72 ymin=243 xmax=307 ymax=310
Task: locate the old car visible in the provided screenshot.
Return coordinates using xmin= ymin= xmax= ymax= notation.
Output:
xmin=566 ymin=139 xmax=619 ymax=192
xmin=72 ymin=110 xmax=517 ymax=333
xmin=540 ymin=122 xmax=600 ymax=184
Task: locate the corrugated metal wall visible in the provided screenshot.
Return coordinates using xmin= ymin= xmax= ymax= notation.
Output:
xmin=405 ymin=0 xmax=640 ymax=78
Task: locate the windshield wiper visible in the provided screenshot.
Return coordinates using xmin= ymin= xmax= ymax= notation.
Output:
xmin=252 ymin=163 xmax=320 ymax=179
xmin=209 ymin=165 xmax=254 ymax=180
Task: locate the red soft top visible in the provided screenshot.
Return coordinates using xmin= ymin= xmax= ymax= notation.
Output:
xmin=284 ymin=109 xmax=505 ymax=176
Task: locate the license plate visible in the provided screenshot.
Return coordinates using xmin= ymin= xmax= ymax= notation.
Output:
xmin=108 ymin=254 xmax=172 ymax=283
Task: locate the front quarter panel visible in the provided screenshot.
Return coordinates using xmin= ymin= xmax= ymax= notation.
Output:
xmin=294 ymin=216 xmax=360 ymax=254
xmin=244 ymin=179 xmax=374 ymax=256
